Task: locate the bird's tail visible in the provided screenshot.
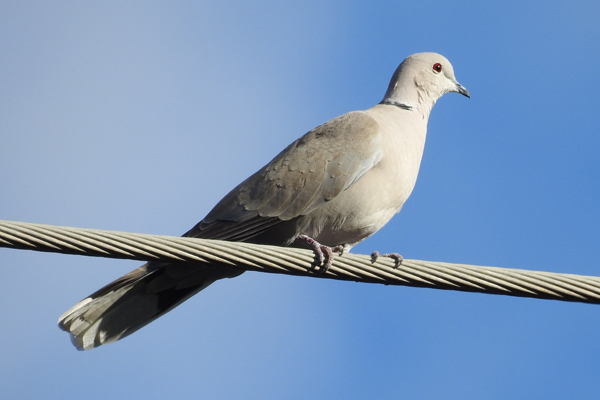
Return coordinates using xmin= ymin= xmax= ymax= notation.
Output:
xmin=58 ymin=261 xmax=243 ymax=350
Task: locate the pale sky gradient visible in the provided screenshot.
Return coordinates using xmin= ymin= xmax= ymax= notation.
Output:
xmin=1 ymin=1 xmax=600 ymax=399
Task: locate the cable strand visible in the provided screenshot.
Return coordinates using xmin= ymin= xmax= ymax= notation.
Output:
xmin=1 ymin=219 xmax=600 ymax=304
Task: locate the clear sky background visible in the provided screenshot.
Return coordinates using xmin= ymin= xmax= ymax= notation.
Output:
xmin=1 ymin=1 xmax=599 ymax=399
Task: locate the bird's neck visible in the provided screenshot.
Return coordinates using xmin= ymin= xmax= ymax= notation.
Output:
xmin=381 ymin=75 xmax=437 ymax=121
xmin=380 ymin=91 xmax=436 ymax=121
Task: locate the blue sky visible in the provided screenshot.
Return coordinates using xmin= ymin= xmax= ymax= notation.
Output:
xmin=1 ymin=1 xmax=600 ymax=399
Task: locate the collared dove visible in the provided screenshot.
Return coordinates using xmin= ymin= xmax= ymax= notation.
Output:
xmin=58 ymin=52 xmax=470 ymax=350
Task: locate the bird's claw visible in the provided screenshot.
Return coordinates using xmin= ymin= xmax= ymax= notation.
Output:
xmin=371 ymin=251 xmax=403 ymax=268
xmin=297 ymin=235 xmax=344 ymax=272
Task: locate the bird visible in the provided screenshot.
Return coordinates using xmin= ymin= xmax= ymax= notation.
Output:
xmin=58 ymin=52 xmax=470 ymax=350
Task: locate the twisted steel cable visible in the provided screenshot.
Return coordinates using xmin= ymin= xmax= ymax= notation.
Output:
xmin=1 ymin=219 xmax=600 ymax=304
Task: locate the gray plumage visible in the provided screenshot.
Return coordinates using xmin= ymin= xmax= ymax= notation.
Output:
xmin=58 ymin=52 xmax=470 ymax=350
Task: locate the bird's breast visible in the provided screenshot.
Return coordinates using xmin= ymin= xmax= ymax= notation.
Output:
xmin=299 ymin=106 xmax=428 ymax=247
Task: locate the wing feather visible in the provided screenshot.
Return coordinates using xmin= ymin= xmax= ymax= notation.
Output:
xmin=185 ymin=111 xmax=383 ymax=242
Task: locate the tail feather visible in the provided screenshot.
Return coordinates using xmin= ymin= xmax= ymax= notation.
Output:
xmin=58 ymin=262 xmax=243 ymax=350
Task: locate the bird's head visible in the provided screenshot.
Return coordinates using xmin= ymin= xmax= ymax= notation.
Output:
xmin=382 ymin=52 xmax=469 ymax=118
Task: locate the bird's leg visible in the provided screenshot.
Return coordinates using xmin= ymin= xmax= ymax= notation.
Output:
xmin=296 ymin=235 xmax=344 ymax=272
xmin=370 ymin=251 xmax=403 ymax=268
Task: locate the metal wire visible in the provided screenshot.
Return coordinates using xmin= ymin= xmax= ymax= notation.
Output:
xmin=2 ymin=219 xmax=600 ymax=304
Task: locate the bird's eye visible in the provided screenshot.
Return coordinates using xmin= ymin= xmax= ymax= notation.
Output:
xmin=432 ymin=63 xmax=442 ymax=73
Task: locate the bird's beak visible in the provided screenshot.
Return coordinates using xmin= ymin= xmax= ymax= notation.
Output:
xmin=454 ymin=81 xmax=470 ymax=98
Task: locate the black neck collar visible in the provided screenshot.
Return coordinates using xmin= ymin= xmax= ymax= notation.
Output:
xmin=379 ymin=99 xmax=414 ymax=110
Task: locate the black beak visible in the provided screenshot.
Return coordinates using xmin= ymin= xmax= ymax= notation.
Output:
xmin=455 ymin=82 xmax=470 ymax=98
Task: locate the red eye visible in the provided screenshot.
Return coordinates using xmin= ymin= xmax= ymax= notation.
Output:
xmin=433 ymin=63 xmax=442 ymax=73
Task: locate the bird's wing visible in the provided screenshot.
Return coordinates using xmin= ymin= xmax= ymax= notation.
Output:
xmin=185 ymin=110 xmax=384 ymax=242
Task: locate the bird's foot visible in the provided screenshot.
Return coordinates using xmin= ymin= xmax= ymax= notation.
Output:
xmin=370 ymin=251 xmax=403 ymax=268
xmin=296 ymin=235 xmax=344 ymax=272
